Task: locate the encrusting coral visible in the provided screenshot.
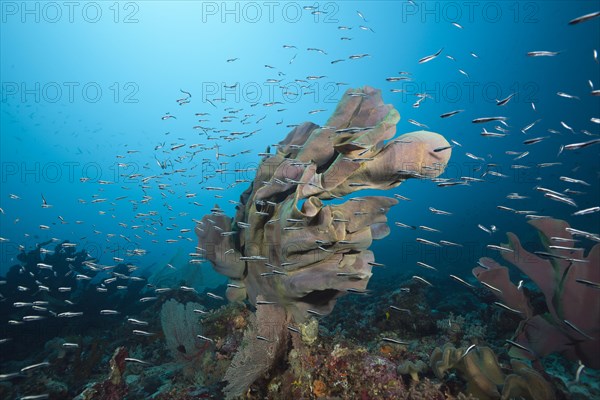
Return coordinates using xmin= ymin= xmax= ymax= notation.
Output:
xmin=196 ymin=85 xmax=452 ymax=397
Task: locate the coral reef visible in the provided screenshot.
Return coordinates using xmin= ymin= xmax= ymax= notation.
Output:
xmin=473 ymin=218 xmax=600 ymax=369
xmin=1 ymin=288 xmax=590 ymax=399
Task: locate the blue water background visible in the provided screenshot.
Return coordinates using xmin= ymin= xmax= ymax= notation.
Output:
xmin=1 ymin=1 xmax=599 ymax=289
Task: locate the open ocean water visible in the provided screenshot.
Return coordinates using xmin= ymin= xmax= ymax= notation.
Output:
xmin=1 ymin=1 xmax=599 ymax=399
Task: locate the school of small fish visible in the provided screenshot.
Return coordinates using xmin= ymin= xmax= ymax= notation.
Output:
xmin=0 ymin=5 xmax=599 ymax=398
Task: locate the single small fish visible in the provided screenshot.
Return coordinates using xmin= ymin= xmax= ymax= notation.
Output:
xmin=576 ymin=361 xmax=586 ymax=383
xmin=472 ymin=116 xmax=507 ymax=124
xmin=419 ymin=48 xmax=443 ymax=64
xmin=565 ymin=227 xmax=600 ymax=241
xmin=23 ymin=316 xmax=46 ymax=322
xmin=544 ymin=192 xmax=577 ymax=207
xmin=494 ymin=302 xmax=522 ymax=314
xmin=527 ymin=50 xmax=560 ymax=57
xmin=395 ymin=222 xmax=416 ymax=229
xmin=462 ymin=344 xmax=477 ymax=358
xmin=440 ymin=109 xmax=464 ymax=118
xmin=197 ymin=334 xmax=214 ymax=343
xmin=481 ymin=129 xmax=507 ymax=138
xmin=429 ymin=207 xmax=452 ymax=215
xmin=558 ymin=122 xmax=575 ymax=135
xmin=438 ymin=181 xmax=469 ymax=187
xmin=568 ymin=11 xmax=600 ymax=25
xmin=537 ymin=162 xmax=560 ymax=168
xmin=389 ymin=306 xmax=411 ymax=314
xmin=523 ymin=136 xmax=549 ymax=145
xmin=481 ymin=282 xmax=502 ymax=294
xmin=478 ymin=224 xmax=492 ymax=234
xmin=416 ymin=238 xmax=441 ymax=247
xmin=256 ymin=300 xmax=277 ymax=305
xmin=227 ymin=283 xmax=244 ymax=289
xmin=573 ymin=206 xmax=600 ymax=216
xmin=347 ymin=288 xmax=370 ymax=295
xmin=575 ymin=279 xmax=600 ymax=289
xmin=20 ymin=361 xmax=50 ymax=373
xmin=564 ymin=138 xmax=600 ymax=151
xmin=449 ymin=275 xmax=475 ymax=289
xmin=207 ymin=292 xmax=224 ymax=300
xmin=125 ymin=357 xmax=151 ymax=365
xmin=412 ymin=275 xmax=433 ymax=286
xmin=465 ymin=152 xmax=485 ymax=161
xmin=506 ymin=339 xmax=534 ymax=354
xmin=557 ymin=92 xmax=580 ymax=100
xmin=496 ymin=93 xmax=516 ymax=106
xmin=408 ymin=119 xmax=429 ymax=128
xmin=487 ymin=244 xmax=514 ymax=253
xmin=381 ymin=337 xmax=410 ymax=345
xmin=560 ymin=176 xmax=590 ymax=186
xmin=521 ymin=119 xmax=541 ymax=133
xmin=132 ymin=330 xmax=155 ymax=336
xmin=433 ymin=145 xmax=454 ymax=153
xmin=498 ymin=205 xmax=516 ymax=212
xmin=100 ymin=309 xmax=120 ymax=315
xmin=564 ymin=319 xmax=594 ymax=340
xmin=548 ymin=245 xmax=583 ymax=251
xmin=127 ymin=318 xmax=148 ymax=326
xmin=551 ymin=236 xmax=578 ymax=243
xmin=0 ymin=372 xmax=22 ymax=381
xmin=440 ymin=240 xmax=462 ymax=247
xmin=287 ymin=325 xmax=301 ymax=334
xmin=367 ymin=261 xmax=385 ymax=267
xmin=57 ymin=311 xmax=82 ymax=318
xmin=417 ymin=261 xmax=437 ymax=271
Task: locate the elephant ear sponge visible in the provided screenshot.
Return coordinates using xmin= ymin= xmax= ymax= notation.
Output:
xmin=196 ymin=85 xmax=452 ymax=324
xmin=197 ymin=86 xmax=452 ymax=399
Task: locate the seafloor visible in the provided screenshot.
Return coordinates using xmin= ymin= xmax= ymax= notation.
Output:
xmin=0 ymin=243 xmax=598 ymax=400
